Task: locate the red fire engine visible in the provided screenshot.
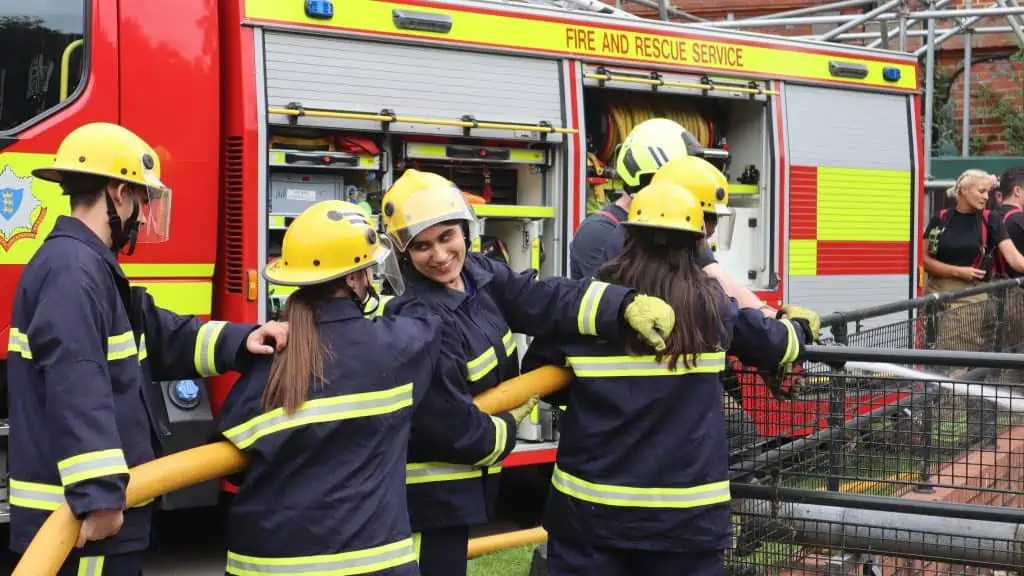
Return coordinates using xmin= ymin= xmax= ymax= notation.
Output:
xmin=0 ymin=0 xmax=924 ymax=518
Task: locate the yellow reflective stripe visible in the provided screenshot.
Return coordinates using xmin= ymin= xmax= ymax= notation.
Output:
xmin=223 ymin=383 xmax=414 ymax=450
xmin=565 ymin=352 xmax=726 ymax=378
xmin=76 ymin=556 xmax=105 ymax=576
xmin=779 ymin=319 xmax=800 ymax=365
xmin=226 ymin=537 xmax=417 ymax=575
xmin=132 ymin=280 xmax=213 ymax=316
xmin=106 ymin=331 xmax=137 ymax=361
xmin=406 ymin=462 xmax=484 ymax=485
xmin=413 ymin=532 xmax=422 ymax=562
xmin=121 ymin=263 xmax=214 ymax=278
xmin=10 ymin=479 xmax=150 ymax=512
xmin=9 ymin=479 xmax=64 ymax=511
xmin=193 ymin=321 xmax=227 ymax=378
xmin=551 ymin=465 xmax=731 ymax=509
xmin=466 ymin=346 xmax=498 ymax=383
xmin=502 ymin=330 xmax=516 ymax=357
xmin=7 ymin=328 xmax=31 ymax=359
xmin=57 ymin=449 xmax=129 ymax=486
xmin=474 ymin=415 xmax=508 ymax=467
xmin=487 ymin=464 xmax=502 ymax=475
xmin=138 ymin=334 xmax=148 ymax=363
xmin=576 ymin=281 xmax=609 ymax=336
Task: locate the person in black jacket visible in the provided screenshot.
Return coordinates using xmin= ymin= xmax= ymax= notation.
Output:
xmin=7 ymin=122 xmax=286 ymax=575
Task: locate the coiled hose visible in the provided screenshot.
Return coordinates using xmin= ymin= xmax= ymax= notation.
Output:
xmin=586 ymin=91 xmax=715 ymax=213
xmin=596 ymin=91 xmax=715 ymax=164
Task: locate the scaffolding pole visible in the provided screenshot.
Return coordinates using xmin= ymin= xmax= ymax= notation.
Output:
xmin=963 ymin=0 xmax=973 ymax=157
xmin=746 ymin=0 xmax=881 ymax=20
xmin=996 ymin=0 xmax=1024 ymax=46
xmin=913 ymin=11 xmax=988 ymax=56
xmin=867 ymin=0 xmax=952 ymax=48
xmin=620 ymin=0 xmax=704 ymax=22
xmin=697 ymin=6 xmax=1024 ymax=29
xmin=805 ymin=24 xmax=1013 ymax=40
xmin=818 ymin=0 xmax=902 ymax=41
xmin=924 ymin=0 xmax=937 ymax=177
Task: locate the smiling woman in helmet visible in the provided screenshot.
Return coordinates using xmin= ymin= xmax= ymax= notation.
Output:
xmin=216 ymin=200 xmax=522 ymax=576
xmin=378 ymin=169 xmax=678 ymax=576
xmin=522 ymin=181 xmax=816 ymax=576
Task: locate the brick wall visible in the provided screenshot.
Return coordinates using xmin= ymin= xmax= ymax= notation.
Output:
xmin=945 ymin=57 xmax=1024 ymax=156
xmin=610 ymin=0 xmax=1024 ymax=154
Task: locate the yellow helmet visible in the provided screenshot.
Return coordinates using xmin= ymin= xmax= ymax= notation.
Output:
xmin=624 ymin=181 xmax=705 ymax=236
xmin=615 ymin=118 xmax=690 ymax=190
xmin=264 ymin=200 xmax=405 ymax=293
xmin=381 ymin=169 xmax=477 ymax=252
xmin=650 ymin=155 xmax=731 ymax=216
xmin=32 ymin=122 xmax=173 ymax=243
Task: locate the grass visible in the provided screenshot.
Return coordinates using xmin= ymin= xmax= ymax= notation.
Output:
xmin=467 ymin=545 xmax=536 ymax=576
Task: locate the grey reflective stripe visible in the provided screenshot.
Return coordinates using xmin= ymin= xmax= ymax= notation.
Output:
xmin=552 ymin=466 xmax=731 ymax=509
xmin=195 ymin=321 xmax=227 ymax=377
xmin=502 ymin=330 xmax=516 ymax=357
xmin=9 ymin=480 xmax=64 ymax=511
xmin=226 ymin=538 xmax=416 ymax=575
xmin=566 ymin=353 xmax=726 ymax=377
xmin=576 ymin=281 xmax=609 ymax=336
xmin=223 ymin=384 xmax=413 ymax=449
xmin=406 ymin=463 xmax=482 ymax=483
xmin=58 ymin=450 xmax=129 ymax=486
xmin=106 ymin=335 xmax=137 ymax=360
xmin=78 ymin=557 xmax=105 ymax=576
xmin=7 ymin=329 xmax=30 ymax=358
xmin=466 ymin=347 xmax=498 ymax=382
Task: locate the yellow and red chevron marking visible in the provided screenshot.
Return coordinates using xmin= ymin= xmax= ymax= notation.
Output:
xmin=788 ymin=165 xmax=912 ymax=276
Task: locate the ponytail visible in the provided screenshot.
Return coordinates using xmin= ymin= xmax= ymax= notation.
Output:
xmin=261 ymin=283 xmax=337 ymax=414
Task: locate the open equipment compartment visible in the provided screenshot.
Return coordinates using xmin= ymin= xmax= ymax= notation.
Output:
xmin=581 ymin=64 xmax=776 ymax=291
xmin=263 ymin=124 xmax=386 ymax=320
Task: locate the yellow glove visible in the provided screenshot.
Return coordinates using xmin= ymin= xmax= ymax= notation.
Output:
xmin=778 ymin=304 xmax=821 ymax=343
xmin=509 ymin=395 xmax=540 ymax=425
xmin=624 ymin=295 xmax=676 ymax=352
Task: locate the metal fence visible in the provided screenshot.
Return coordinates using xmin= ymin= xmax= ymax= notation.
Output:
xmin=723 ymin=278 xmax=1024 ymax=576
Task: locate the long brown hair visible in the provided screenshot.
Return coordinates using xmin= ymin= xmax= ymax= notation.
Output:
xmin=596 ymin=227 xmax=727 ymax=371
xmin=261 ymin=281 xmax=340 ymax=414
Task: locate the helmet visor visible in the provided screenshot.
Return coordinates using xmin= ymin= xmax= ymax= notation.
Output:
xmin=386 ymin=185 xmax=477 ymax=252
xmin=371 ymin=236 xmax=406 ymax=296
xmin=135 ymin=185 xmax=172 ymax=244
xmin=708 ymin=207 xmax=736 ymax=251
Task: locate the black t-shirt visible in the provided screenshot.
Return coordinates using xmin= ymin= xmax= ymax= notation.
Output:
xmin=570 ymin=203 xmax=717 ymax=279
xmin=923 ymin=209 xmax=1007 ymax=267
xmin=992 ymin=204 xmax=1024 ymax=277
xmin=995 ymin=204 xmax=1024 ymax=251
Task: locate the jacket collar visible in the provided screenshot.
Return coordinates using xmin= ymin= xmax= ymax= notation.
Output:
xmin=317 ymin=297 xmax=367 ymax=324
xmin=46 ymin=216 xmax=125 ymax=279
xmin=403 ymin=253 xmax=494 ymax=311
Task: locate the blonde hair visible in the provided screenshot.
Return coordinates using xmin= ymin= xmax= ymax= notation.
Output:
xmin=946 ymin=169 xmax=993 ymax=199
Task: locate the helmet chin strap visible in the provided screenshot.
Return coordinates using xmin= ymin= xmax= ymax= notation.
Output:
xmin=105 ymin=189 xmax=141 ymax=257
xmin=357 ymin=268 xmax=381 ymax=316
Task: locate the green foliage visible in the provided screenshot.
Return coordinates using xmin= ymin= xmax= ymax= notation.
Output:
xmin=929 ymin=52 xmax=1024 ymax=157
xmin=973 ymin=52 xmax=1024 ymax=156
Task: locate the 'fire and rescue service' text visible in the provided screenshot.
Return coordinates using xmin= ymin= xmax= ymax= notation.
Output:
xmin=564 ymin=27 xmax=745 ymax=68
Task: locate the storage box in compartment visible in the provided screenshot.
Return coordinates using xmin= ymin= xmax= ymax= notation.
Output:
xmin=270 ymin=173 xmax=346 ymax=216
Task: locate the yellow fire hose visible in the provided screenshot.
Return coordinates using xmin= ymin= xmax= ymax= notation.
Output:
xmin=467 ymin=526 xmax=549 ymax=559
xmin=14 ymin=365 xmax=573 ymax=575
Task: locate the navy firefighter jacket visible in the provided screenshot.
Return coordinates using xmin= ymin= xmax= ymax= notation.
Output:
xmin=522 ymin=294 xmax=808 ymax=552
xmin=384 ymin=252 xmax=638 ymax=531
xmin=216 ymin=297 xmax=516 ymax=572
xmin=6 ymin=216 xmax=256 ymax=555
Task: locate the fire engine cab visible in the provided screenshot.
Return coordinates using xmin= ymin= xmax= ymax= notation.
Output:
xmin=0 ymin=0 xmax=923 ymax=519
